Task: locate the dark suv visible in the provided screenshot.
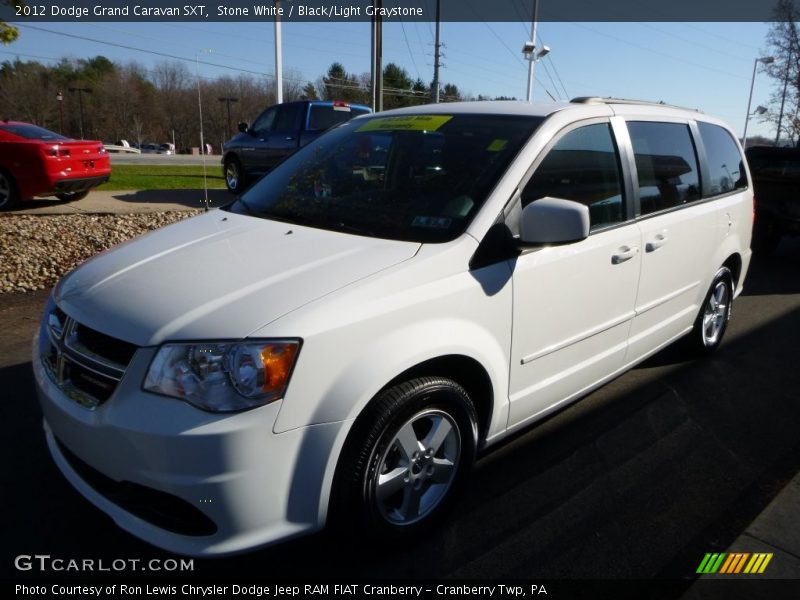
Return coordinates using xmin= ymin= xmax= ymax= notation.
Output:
xmin=221 ymin=100 xmax=371 ymax=193
xmin=746 ymin=146 xmax=800 ymax=254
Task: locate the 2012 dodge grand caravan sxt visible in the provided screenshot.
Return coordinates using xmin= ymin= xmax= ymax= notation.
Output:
xmin=34 ymin=98 xmax=752 ymax=556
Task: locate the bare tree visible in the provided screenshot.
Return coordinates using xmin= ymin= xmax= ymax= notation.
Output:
xmin=762 ymin=0 xmax=800 ymax=145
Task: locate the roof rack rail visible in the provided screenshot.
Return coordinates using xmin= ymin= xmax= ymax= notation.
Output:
xmin=570 ymin=96 xmax=702 ymax=113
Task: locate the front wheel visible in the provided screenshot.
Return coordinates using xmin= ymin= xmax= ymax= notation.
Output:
xmin=331 ymin=377 xmax=477 ymax=541
xmin=688 ymin=266 xmax=733 ymax=355
xmin=224 ymin=156 xmax=246 ymax=194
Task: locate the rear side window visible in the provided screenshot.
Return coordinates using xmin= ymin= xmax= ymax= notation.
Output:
xmin=628 ymin=122 xmax=700 ymax=215
xmin=522 ymin=123 xmax=625 ymax=230
xmin=698 ymin=122 xmax=747 ymax=195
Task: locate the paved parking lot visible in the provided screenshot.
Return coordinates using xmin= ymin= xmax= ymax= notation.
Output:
xmin=1 ymin=237 xmax=799 ymax=592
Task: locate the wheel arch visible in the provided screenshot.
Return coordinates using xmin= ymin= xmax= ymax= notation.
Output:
xmin=379 ymin=355 xmax=494 ymax=445
xmin=722 ymin=252 xmax=742 ymax=288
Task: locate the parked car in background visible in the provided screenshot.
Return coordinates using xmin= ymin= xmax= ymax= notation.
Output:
xmin=34 ymin=99 xmax=751 ymax=555
xmin=222 ymin=100 xmax=371 ymax=193
xmin=0 ymin=121 xmax=110 ymax=210
xmin=746 ymin=145 xmax=800 ymax=254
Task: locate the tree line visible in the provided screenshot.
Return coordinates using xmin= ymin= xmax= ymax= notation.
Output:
xmin=760 ymin=0 xmax=800 ymax=146
xmin=0 ymin=55 xmax=509 ymax=152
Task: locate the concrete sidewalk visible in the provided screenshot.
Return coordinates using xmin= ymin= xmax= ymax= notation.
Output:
xmin=12 ymin=188 xmax=231 ymax=215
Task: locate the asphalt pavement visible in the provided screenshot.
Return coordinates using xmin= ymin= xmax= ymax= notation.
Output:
xmin=1 ymin=197 xmax=799 ymax=597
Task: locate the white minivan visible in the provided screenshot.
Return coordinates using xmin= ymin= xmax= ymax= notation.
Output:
xmin=34 ymin=99 xmax=752 ymax=556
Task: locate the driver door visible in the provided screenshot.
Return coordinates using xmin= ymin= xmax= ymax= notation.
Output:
xmin=507 ymin=119 xmax=642 ymax=430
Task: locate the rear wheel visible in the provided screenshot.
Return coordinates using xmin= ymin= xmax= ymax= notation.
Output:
xmin=224 ymin=156 xmax=246 ymax=194
xmin=331 ymin=377 xmax=477 ymax=541
xmin=687 ymin=266 xmax=733 ymax=355
xmin=55 ymin=190 xmax=90 ymax=202
xmin=0 ymin=169 xmax=19 ymax=211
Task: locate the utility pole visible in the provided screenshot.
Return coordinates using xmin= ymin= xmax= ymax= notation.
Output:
xmin=218 ymin=96 xmax=239 ymax=140
xmin=432 ymin=0 xmax=442 ymax=103
xmin=68 ymin=87 xmax=91 ymax=139
xmin=275 ymin=0 xmax=283 ymax=103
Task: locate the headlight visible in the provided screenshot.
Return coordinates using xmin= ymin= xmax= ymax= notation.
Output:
xmin=143 ymin=340 xmax=300 ymax=412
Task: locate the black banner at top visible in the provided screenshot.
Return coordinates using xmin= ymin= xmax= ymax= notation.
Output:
xmin=1 ymin=0 xmax=799 ymax=23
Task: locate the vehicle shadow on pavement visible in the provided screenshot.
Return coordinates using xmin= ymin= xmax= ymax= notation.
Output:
xmin=112 ymin=189 xmax=231 ymax=210
xmin=743 ymin=237 xmax=800 ymax=296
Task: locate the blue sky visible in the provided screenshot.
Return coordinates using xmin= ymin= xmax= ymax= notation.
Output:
xmin=2 ymin=20 xmax=779 ymax=138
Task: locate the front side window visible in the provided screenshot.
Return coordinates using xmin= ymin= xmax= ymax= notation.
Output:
xmin=522 ymin=123 xmax=625 ymax=230
xmin=628 ymin=121 xmax=700 ymax=215
xmin=227 ymin=114 xmax=543 ymax=243
xmin=698 ymin=122 xmax=747 ymax=195
xmin=251 ymin=108 xmax=278 ymax=136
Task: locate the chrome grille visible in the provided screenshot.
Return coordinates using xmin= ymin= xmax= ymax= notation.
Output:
xmin=42 ymin=307 xmax=138 ymax=410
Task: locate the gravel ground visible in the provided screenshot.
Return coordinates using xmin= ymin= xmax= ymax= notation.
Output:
xmin=0 ymin=212 xmax=201 ymax=294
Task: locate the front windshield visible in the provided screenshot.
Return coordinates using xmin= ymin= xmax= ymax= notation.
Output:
xmin=227 ymin=113 xmax=542 ymax=243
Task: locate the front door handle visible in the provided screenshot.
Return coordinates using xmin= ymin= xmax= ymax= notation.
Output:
xmin=611 ymin=246 xmax=639 ymax=264
xmin=645 ymin=234 xmax=668 ymax=252
xmin=284 ymin=136 xmax=295 ymax=141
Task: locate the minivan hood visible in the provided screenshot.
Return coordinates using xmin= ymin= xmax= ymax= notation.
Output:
xmin=55 ymin=211 xmax=420 ymax=346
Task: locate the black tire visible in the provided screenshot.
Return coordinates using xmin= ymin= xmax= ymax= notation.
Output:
xmin=0 ymin=168 xmax=20 ymax=211
xmin=330 ymin=377 xmax=478 ymax=541
xmin=224 ymin=156 xmax=246 ymax=194
xmin=687 ymin=266 xmax=733 ymax=356
xmin=55 ymin=190 xmax=90 ymax=202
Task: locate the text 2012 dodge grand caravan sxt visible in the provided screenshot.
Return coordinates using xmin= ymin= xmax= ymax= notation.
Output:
xmin=34 ymin=98 xmax=752 ymax=556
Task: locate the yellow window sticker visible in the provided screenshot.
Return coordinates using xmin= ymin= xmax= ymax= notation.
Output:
xmin=357 ymin=115 xmax=453 ymax=132
xmin=487 ymin=139 xmax=508 ymax=152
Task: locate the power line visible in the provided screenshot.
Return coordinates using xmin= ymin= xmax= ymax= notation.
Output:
xmin=398 ymin=16 xmax=421 ymax=81
xmin=15 ymin=23 xmax=316 ymax=85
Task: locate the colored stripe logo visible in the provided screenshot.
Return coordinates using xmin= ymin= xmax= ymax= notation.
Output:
xmin=696 ymin=552 xmax=773 ymax=574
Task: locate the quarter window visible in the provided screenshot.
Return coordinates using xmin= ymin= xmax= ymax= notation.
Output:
xmin=698 ymin=122 xmax=748 ymax=195
xmin=522 ymin=123 xmax=625 ymax=229
xmin=627 ymin=122 xmax=700 ymax=215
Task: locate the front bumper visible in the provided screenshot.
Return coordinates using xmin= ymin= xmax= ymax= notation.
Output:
xmin=33 ymin=330 xmax=346 ymax=556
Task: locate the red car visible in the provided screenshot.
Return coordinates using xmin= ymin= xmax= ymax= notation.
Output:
xmin=0 ymin=121 xmax=111 ymax=210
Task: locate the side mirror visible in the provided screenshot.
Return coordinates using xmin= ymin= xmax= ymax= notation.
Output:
xmin=238 ymin=122 xmax=249 ymax=134
xmin=519 ymin=197 xmax=590 ymax=245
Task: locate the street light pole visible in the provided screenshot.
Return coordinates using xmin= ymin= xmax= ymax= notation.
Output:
xmin=56 ymin=90 xmax=64 ymax=134
xmin=68 ymin=87 xmax=91 ymax=139
xmin=743 ymin=56 xmax=774 ymax=149
xmin=525 ymin=0 xmax=539 ymax=102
